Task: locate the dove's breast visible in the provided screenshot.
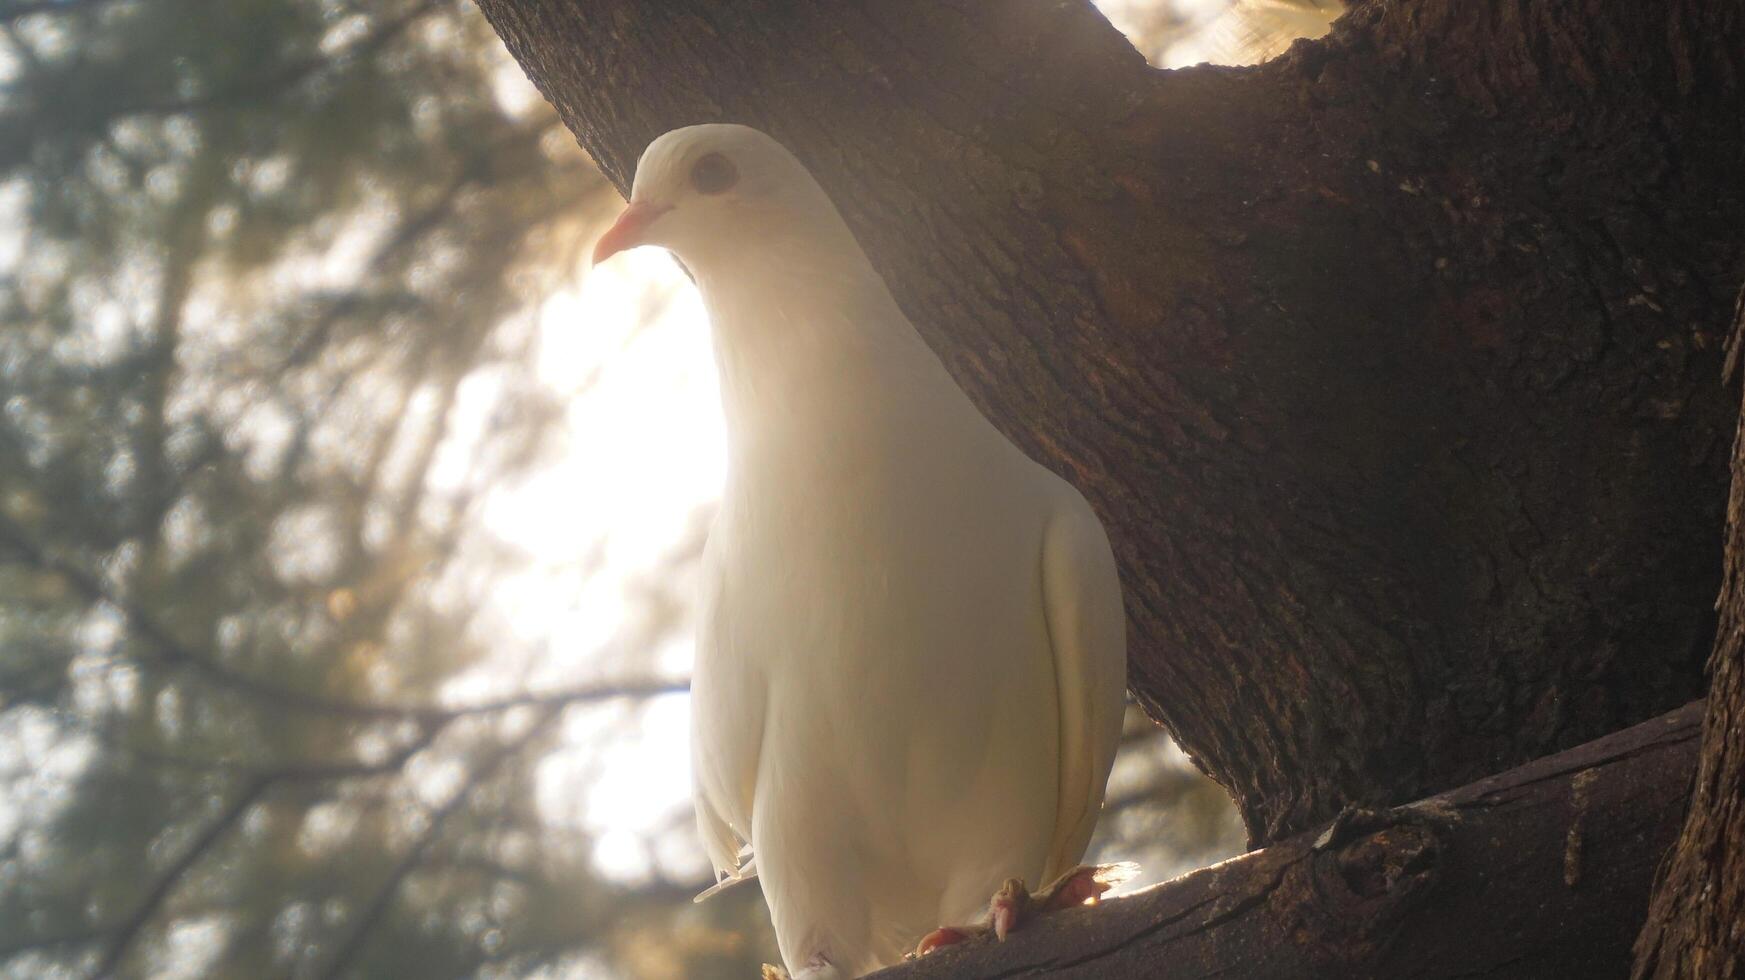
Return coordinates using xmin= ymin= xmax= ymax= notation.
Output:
xmin=702 ymin=407 xmax=1069 ymax=963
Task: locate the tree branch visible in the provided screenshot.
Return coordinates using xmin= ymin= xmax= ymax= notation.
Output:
xmin=80 ymin=719 xmax=458 ymax=977
xmin=105 ymin=717 xmax=445 ymax=782
xmin=114 ymin=0 xmax=444 ymax=118
xmin=0 ymin=0 xmax=130 ymax=26
xmin=1632 ymin=283 xmax=1745 ymax=978
xmin=0 ymin=514 xmax=687 ymax=719
xmin=276 ymin=167 xmax=476 ymax=373
xmin=313 ymin=704 xmax=564 ymax=979
xmin=0 ymin=929 xmax=104 ymax=960
xmin=875 ymin=702 xmax=1705 ymax=979
xmin=90 ymin=774 xmax=274 ymax=978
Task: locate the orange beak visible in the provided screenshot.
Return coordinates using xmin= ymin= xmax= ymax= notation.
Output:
xmin=592 ymin=201 xmax=673 ymax=266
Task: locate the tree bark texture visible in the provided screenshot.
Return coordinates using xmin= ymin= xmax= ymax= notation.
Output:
xmin=873 ymin=701 xmax=1703 ymax=980
xmin=473 ymin=0 xmax=1745 ymax=841
xmin=1632 ymin=287 xmax=1745 ymax=980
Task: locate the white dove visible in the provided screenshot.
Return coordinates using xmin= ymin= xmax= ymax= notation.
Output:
xmin=593 ymin=123 xmax=1129 ymax=978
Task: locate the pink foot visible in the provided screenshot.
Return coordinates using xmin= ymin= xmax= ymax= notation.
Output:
xmin=913 ymin=926 xmax=974 ymax=956
xmin=1036 ymin=862 xmax=1136 ymax=912
xmin=912 ymin=863 xmax=1139 ymax=954
xmin=989 ymin=877 xmax=1030 ymax=940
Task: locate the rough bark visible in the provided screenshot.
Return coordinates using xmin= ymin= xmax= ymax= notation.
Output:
xmin=873 ymin=701 xmax=1703 ymax=979
xmin=472 ymin=0 xmax=1745 ymax=842
xmin=1632 ymin=287 xmax=1745 ymax=980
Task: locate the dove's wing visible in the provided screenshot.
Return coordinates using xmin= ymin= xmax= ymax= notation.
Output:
xmin=691 ymin=540 xmax=766 ymax=896
xmin=1038 ymin=492 xmax=1128 ymax=883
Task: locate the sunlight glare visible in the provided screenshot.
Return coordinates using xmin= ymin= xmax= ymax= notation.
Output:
xmin=465 ymin=247 xmax=721 ymax=883
xmin=466 ymin=247 xmax=721 ymax=688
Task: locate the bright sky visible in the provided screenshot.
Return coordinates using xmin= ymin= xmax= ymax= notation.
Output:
xmin=374 ymin=216 xmax=722 ymax=887
xmin=500 ymin=251 xmax=720 ymax=886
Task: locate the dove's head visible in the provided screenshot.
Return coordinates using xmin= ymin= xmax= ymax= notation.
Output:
xmin=592 ymin=124 xmax=854 ymax=272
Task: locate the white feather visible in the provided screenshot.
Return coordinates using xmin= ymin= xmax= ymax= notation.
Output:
xmin=609 ymin=124 xmax=1127 ymax=977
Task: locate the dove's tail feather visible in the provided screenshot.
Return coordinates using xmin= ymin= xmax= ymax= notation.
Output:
xmin=694 ymin=782 xmax=750 ymax=878
xmin=1037 ymin=861 xmax=1139 ymax=911
xmin=692 ymin=857 xmax=759 ymax=903
xmin=761 ymin=953 xmax=844 ymax=979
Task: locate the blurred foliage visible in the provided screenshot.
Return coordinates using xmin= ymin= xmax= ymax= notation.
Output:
xmin=0 ymin=0 xmax=1284 ymax=977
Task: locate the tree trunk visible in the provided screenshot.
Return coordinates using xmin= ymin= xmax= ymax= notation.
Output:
xmin=471 ymin=0 xmax=1745 ymax=844
xmin=1632 ymin=287 xmax=1745 ymax=980
xmin=875 ymin=701 xmax=1704 ymax=979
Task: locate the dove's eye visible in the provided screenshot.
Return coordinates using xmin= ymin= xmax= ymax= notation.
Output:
xmin=690 ymin=153 xmax=738 ymax=195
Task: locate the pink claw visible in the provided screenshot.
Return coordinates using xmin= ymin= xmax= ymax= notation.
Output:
xmin=1041 ymin=865 xmax=1113 ymax=912
xmin=992 ymin=900 xmax=1018 ymax=941
xmin=914 ymin=926 xmax=972 ymax=956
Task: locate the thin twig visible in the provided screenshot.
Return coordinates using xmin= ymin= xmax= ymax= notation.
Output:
xmin=0 ymin=929 xmax=104 ymax=960
xmin=76 ymin=723 xmax=449 ymax=976
xmin=0 ymin=516 xmax=687 ymax=720
xmin=102 ymin=716 xmax=446 ymax=782
xmin=90 ymin=775 xmax=274 ymax=978
xmin=114 ymin=0 xmax=445 ymax=118
xmin=314 ymin=705 xmax=564 ymax=979
xmin=1 ymin=0 xmax=137 ymax=26
xmin=278 ymin=170 xmax=475 ymax=372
